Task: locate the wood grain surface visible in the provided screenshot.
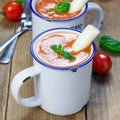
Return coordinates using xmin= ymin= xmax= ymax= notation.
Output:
xmin=0 ymin=0 xmax=120 ymax=120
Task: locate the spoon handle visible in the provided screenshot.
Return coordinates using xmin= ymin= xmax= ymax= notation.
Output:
xmin=0 ymin=29 xmax=27 ymax=53
xmin=0 ymin=26 xmax=22 ymax=63
xmin=0 ymin=38 xmax=18 ymax=64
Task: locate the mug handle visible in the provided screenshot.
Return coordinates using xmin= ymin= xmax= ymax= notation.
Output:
xmin=87 ymin=2 xmax=104 ymax=29
xmin=11 ymin=66 xmax=41 ymax=107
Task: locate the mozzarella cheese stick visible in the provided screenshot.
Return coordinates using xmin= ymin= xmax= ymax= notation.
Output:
xmin=72 ymin=25 xmax=100 ymax=51
xmin=69 ymin=0 xmax=88 ymax=12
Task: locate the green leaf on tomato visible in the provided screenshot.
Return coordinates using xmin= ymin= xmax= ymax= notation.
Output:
xmin=16 ymin=0 xmax=25 ymax=4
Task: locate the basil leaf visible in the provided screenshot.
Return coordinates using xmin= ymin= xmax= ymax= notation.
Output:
xmin=62 ymin=51 xmax=76 ymax=61
xmin=54 ymin=0 xmax=70 ymax=13
xmin=51 ymin=44 xmax=62 ymax=54
xmin=100 ymin=36 xmax=120 ymax=53
xmin=51 ymin=44 xmax=76 ymax=61
xmin=51 ymin=45 xmax=57 ymax=51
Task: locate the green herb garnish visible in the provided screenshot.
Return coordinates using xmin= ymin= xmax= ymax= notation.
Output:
xmin=100 ymin=36 xmax=120 ymax=53
xmin=54 ymin=0 xmax=70 ymax=13
xmin=51 ymin=44 xmax=76 ymax=61
xmin=16 ymin=0 xmax=24 ymax=4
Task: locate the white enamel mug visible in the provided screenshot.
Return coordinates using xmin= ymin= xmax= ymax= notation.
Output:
xmin=11 ymin=28 xmax=96 ymax=116
xmin=30 ymin=0 xmax=103 ymax=38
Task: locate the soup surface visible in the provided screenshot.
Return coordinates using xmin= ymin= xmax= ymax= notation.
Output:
xmin=35 ymin=0 xmax=82 ymax=20
xmin=35 ymin=31 xmax=92 ymax=68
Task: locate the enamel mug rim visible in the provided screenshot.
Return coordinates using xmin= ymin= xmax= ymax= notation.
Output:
xmin=30 ymin=28 xmax=96 ymax=71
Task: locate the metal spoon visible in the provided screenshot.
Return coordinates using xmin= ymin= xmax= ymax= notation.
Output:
xmin=0 ymin=0 xmax=31 ymax=64
xmin=0 ymin=16 xmax=32 ymax=63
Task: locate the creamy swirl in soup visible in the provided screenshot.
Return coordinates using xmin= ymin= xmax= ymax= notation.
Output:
xmin=35 ymin=0 xmax=82 ymax=20
xmin=35 ymin=31 xmax=92 ymax=68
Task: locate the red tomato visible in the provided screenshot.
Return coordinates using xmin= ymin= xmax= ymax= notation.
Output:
xmin=3 ymin=1 xmax=23 ymax=21
xmin=92 ymin=52 xmax=112 ymax=74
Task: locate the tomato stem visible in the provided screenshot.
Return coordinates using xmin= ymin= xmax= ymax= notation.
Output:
xmin=0 ymin=11 xmax=5 ymax=16
xmin=16 ymin=0 xmax=24 ymax=4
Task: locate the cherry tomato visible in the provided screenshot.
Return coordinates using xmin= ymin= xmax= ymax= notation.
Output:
xmin=3 ymin=1 xmax=23 ymax=21
xmin=92 ymin=52 xmax=112 ymax=74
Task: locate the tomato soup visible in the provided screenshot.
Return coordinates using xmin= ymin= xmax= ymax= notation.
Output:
xmin=35 ymin=31 xmax=92 ymax=68
xmin=35 ymin=0 xmax=82 ymax=20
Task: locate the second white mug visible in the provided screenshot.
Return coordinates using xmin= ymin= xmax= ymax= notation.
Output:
xmin=30 ymin=0 xmax=104 ymax=38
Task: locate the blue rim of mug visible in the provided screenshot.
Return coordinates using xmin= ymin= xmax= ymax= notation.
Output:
xmin=29 ymin=0 xmax=88 ymax=22
xmin=30 ymin=28 xmax=96 ymax=71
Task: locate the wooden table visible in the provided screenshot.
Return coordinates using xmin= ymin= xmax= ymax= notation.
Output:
xmin=0 ymin=0 xmax=120 ymax=120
